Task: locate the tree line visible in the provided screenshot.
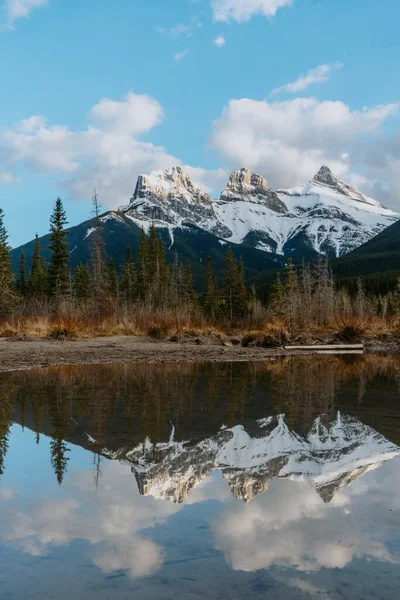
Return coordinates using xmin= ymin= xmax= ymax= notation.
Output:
xmin=0 ymin=197 xmax=251 ymax=321
xmin=1 ymin=196 xmax=400 ymax=330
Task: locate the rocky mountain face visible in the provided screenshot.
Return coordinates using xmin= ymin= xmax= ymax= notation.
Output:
xmin=119 ymin=413 xmax=400 ymax=504
xmin=125 ymin=167 xmax=216 ymax=228
xmin=121 ymin=165 xmax=399 ymax=259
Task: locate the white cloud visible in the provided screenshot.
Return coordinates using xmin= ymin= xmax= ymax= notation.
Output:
xmin=213 ymin=34 xmax=226 ymax=47
xmin=174 ymin=49 xmax=188 ymax=61
xmin=88 ymin=92 xmax=164 ymax=135
xmin=271 ymin=62 xmax=344 ymax=95
xmin=212 ymin=475 xmax=399 ymax=574
xmin=0 ymin=91 xmax=225 ymax=206
xmin=0 ymin=172 xmax=16 ymax=184
xmin=155 ymin=23 xmax=191 ymax=37
xmin=211 ymin=95 xmax=400 ymax=204
xmin=2 ymin=0 xmax=48 ymax=29
xmin=211 ymin=0 xmax=294 ymax=23
xmin=0 ymin=461 xmax=180 ymax=578
xmin=155 ymin=17 xmax=202 ymax=38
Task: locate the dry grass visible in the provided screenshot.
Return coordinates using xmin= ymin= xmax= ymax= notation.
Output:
xmin=0 ymin=303 xmax=399 ymax=343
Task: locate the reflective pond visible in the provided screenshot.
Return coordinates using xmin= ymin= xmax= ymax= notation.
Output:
xmin=0 ymin=355 xmax=400 ymax=599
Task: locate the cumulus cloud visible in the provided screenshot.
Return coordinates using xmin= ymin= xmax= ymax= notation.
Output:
xmin=212 ymin=0 xmax=294 ymax=23
xmin=2 ymin=0 xmax=48 ymax=29
xmin=271 ymin=62 xmax=344 ymax=95
xmin=212 ymin=475 xmax=399 ymax=574
xmin=211 ymin=95 xmax=400 ymax=205
xmin=0 ymin=91 xmax=225 ymax=206
xmin=0 ymin=461 xmax=180 ymax=578
xmin=213 ymin=34 xmax=226 ymax=47
xmin=174 ymin=49 xmax=188 ymax=61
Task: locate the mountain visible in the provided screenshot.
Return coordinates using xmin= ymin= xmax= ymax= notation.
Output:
xmin=111 ymin=413 xmax=400 ymax=504
xmin=121 ymin=165 xmax=398 ymax=261
xmin=331 ymin=218 xmax=400 ymax=291
xmin=11 ymin=165 xmax=398 ymax=282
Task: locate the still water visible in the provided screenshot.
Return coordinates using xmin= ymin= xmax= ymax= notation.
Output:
xmin=0 ymin=356 xmax=400 ymax=599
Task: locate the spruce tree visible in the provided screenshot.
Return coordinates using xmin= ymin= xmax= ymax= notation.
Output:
xmin=0 ymin=209 xmax=14 ymax=313
xmin=184 ymin=261 xmax=198 ymax=307
xmin=284 ymin=259 xmax=299 ymax=329
xmin=90 ymin=190 xmax=107 ymax=305
xmin=107 ymin=259 xmax=119 ymax=299
xmin=270 ymin=272 xmax=284 ymax=315
xmin=170 ymin=250 xmax=184 ymax=306
xmin=204 ymin=257 xmax=219 ymax=319
xmin=156 ymin=235 xmax=168 ymax=303
xmin=16 ymin=251 xmax=27 ymax=296
xmin=235 ymin=257 xmax=248 ymax=318
xmin=50 ymin=438 xmax=70 ymax=485
xmin=136 ymin=228 xmax=148 ymax=300
xmin=120 ymin=248 xmax=135 ymax=301
xmin=48 ymin=198 xmax=70 ymax=297
xmin=223 ymin=249 xmax=248 ymax=320
xmin=148 ymin=223 xmax=158 ymax=290
xmin=73 ymin=263 xmax=91 ymax=299
xmin=28 ymin=234 xmax=47 ymax=296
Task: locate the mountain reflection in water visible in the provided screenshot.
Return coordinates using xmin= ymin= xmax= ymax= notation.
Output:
xmin=0 ymin=355 xmax=400 ymax=599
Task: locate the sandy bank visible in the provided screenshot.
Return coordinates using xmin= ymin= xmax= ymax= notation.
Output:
xmin=0 ymin=335 xmax=397 ymax=372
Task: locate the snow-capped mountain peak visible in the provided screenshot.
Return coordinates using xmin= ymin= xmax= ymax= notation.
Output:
xmin=312 ymin=165 xmax=381 ymax=206
xmin=123 ymin=413 xmax=400 ymax=505
xmin=220 ymin=167 xmax=288 ymax=213
xmin=120 ymin=166 xmax=217 ymax=230
xmin=119 ymin=165 xmax=399 ymax=258
xmin=133 ymin=166 xmax=212 ymax=206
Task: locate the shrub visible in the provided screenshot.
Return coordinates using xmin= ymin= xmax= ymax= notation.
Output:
xmin=335 ymin=316 xmax=367 ymax=342
xmin=147 ymin=324 xmax=169 ymax=340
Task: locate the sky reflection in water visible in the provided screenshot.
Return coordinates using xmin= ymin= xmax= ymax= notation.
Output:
xmin=0 ymin=356 xmax=399 ymax=599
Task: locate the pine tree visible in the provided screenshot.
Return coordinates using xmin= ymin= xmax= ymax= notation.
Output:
xmin=170 ymin=250 xmax=184 ymax=306
xmin=223 ymin=249 xmax=248 ymax=320
xmin=136 ymin=228 xmax=148 ymax=300
xmin=204 ymin=257 xmax=219 ymax=319
xmin=120 ymin=248 xmax=135 ymax=301
xmin=313 ymin=258 xmax=334 ymax=325
xmin=270 ymin=272 xmax=284 ymax=315
xmin=0 ymin=209 xmax=14 ymax=313
xmin=28 ymin=234 xmax=47 ymax=296
xmin=355 ymin=277 xmax=366 ymax=317
xmin=90 ymin=190 xmax=107 ymax=307
xmin=235 ymin=257 xmax=248 ymax=318
xmin=50 ymin=438 xmax=70 ymax=486
xmin=16 ymin=251 xmax=27 ymax=296
xmin=300 ymin=261 xmax=313 ymax=328
xmin=0 ymin=384 xmax=13 ymax=478
xmin=224 ymin=248 xmax=237 ymax=320
xmin=156 ymin=235 xmax=168 ymax=303
xmin=184 ymin=261 xmax=198 ymax=306
xmin=73 ymin=263 xmax=91 ymax=299
xmin=148 ymin=223 xmax=158 ymax=290
xmin=48 ymin=198 xmax=70 ymax=297
xmin=284 ymin=259 xmax=299 ymax=330
xmin=107 ymin=259 xmax=119 ymax=299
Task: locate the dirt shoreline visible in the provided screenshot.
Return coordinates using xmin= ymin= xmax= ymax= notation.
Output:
xmin=0 ymin=335 xmax=398 ymax=373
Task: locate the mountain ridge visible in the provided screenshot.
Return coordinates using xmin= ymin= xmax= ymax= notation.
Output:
xmin=121 ymin=164 xmax=398 ymax=260
xmin=110 ymin=412 xmax=400 ymax=504
xmin=10 ymin=165 xmax=399 ymax=286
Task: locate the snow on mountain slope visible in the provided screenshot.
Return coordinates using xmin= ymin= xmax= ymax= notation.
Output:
xmin=122 ymin=413 xmax=400 ymax=504
xmin=120 ymin=165 xmax=399 ymax=259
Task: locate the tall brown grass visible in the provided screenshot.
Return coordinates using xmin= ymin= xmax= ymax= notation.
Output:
xmin=0 ymin=298 xmax=398 ymax=341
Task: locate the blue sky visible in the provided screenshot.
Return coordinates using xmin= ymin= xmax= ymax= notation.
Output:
xmin=1 ymin=0 xmax=400 ymax=246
